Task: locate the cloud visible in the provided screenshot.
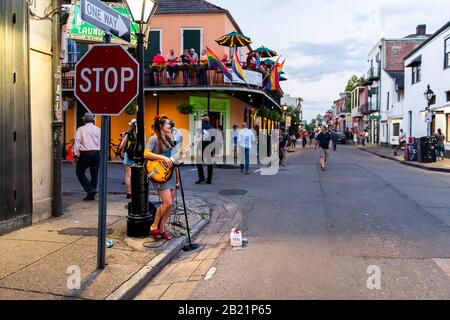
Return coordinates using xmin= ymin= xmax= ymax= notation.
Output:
xmin=283 ymin=40 xmax=369 ymax=81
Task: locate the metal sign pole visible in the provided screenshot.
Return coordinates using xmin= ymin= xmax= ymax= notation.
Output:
xmin=97 ymin=34 xmax=112 ymax=270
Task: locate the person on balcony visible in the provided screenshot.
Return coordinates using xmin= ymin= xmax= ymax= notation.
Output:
xmin=180 ymin=49 xmax=192 ymax=86
xmin=246 ymin=52 xmax=257 ymax=70
xmin=166 ymin=49 xmax=178 ymax=85
xmin=152 ymin=51 xmax=166 ymax=86
xmin=199 ymin=49 xmax=208 ymax=86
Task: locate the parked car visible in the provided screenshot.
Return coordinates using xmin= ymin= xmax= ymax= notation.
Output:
xmin=335 ymin=132 xmax=348 ymax=144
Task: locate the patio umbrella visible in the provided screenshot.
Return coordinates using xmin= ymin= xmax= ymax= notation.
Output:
xmin=254 ymin=46 xmax=278 ymax=58
xmin=262 ymin=59 xmax=276 ymax=65
xmin=215 ymin=32 xmax=252 ymax=48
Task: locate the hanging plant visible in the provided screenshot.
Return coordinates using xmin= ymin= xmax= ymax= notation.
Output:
xmin=125 ymin=101 xmax=138 ymax=115
xmin=177 ymin=102 xmax=195 ymax=115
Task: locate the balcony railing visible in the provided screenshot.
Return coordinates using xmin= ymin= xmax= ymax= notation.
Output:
xmin=61 ymin=63 xmax=279 ymax=98
xmin=365 ymin=65 xmax=381 ymax=83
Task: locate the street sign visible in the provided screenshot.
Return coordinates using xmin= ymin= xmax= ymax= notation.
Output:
xmin=425 ymin=112 xmax=432 ymax=123
xmin=67 ymin=2 xmax=139 ymax=45
xmin=75 ymin=45 xmax=139 ymax=116
xmin=80 ymin=0 xmax=131 ymax=43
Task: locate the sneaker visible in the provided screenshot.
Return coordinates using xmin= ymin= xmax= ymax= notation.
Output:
xmin=206 ymin=180 xmax=212 ymax=185
xmin=83 ymin=191 xmax=97 ymax=201
xmin=195 ymin=180 xmax=206 ymax=185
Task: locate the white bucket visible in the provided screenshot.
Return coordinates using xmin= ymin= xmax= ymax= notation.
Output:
xmin=230 ymin=228 xmax=243 ymax=247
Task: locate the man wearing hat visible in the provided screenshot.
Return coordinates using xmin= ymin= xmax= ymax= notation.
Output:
xmin=73 ymin=113 xmax=101 ymax=201
xmin=196 ymin=115 xmax=215 ymax=184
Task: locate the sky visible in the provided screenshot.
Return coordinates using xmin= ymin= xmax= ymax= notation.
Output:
xmin=209 ymin=0 xmax=450 ymax=121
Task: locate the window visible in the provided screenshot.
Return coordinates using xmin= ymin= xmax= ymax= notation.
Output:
xmin=447 ymin=91 xmax=450 ymax=102
xmin=412 ymin=64 xmax=421 ymax=84
xmin=393 ymin=123 xmax=400 ymax=136
xmin=445 ymin=38 xmax=450 ymax=69
xmin=387 ymin=92 xmax=390 ymax=111
xmin=392 ymin=48 xmax=399 ymax=56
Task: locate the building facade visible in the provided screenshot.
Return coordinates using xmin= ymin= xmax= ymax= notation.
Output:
xmin=404 ymin=22 xmax=450 ymax=156
xmin=0 ymin=0 xmax=60 ymax=234
xmin=61 ymin=0 xmax=283 ymax=158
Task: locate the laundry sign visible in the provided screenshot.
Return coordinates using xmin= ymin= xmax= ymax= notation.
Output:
xmin=66 ymin=1 xmax=140 ymax=46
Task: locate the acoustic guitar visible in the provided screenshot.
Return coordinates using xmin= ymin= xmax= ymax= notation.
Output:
xmin=144 ymin=136 xmax=201 ymax=184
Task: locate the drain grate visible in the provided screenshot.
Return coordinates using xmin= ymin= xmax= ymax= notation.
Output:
xmin=59 ymin=227 xmax=114 ymax=236
xmin=219 ymin=189 xmax=248 ymax=196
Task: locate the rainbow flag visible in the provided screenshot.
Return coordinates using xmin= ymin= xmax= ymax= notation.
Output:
xmin=207 ymin=47 xmax=233 ymax=82
xmin=277 ymin=59 xmax=285 ymax=73
xmin=264 ymin=60 xmax=280 ymax=91
xmin=232 ymin=48 xmax=246 ymax=82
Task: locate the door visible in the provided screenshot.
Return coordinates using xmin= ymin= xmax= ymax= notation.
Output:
xmin=145 ymin=30 xmax=161 ymax=64
xmin=182 ymin=29 xmax=201 ymax=56
xmin=0 ymin=0 xmax=32 ymax=234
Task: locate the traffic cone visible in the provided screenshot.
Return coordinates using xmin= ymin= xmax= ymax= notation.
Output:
xmin=67 ymin=145 xmax=73 ymax=161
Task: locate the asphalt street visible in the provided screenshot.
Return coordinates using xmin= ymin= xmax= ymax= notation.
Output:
xmin=186 ymin=144 xmax=450 ymax=300
xmin=63 ymin=144 xmax=450 ymax=299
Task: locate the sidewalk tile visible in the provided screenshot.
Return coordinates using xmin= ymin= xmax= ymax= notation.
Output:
xmin=192 ymin=259 xmax=216 ymax=276
xmin=134 ymin=284 xmax=170 ymax=300
xmin=0 ymin=239 xmax=66 ymax=280
xmin=159 ymin=282 xmax=199 ymax=300
xmin=194 ymin=243 xmax=227 ymax=261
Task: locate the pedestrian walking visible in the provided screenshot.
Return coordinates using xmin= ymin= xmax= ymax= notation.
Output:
xmin=353 ymin=130 xmax=359 ymax=145
xmin=330 ymin=129 xmax=338 ymax=152
xmin=232 ymin=124 xmax=239 ymax=164
xmin=309 ymin=130 xmax=315 ymax=147
xmin=196 ymin=115 xmax=215 ymax=184
xmin=279 ymin=128 xmax=290 ymax=166
xmin=435 ymin=129 xmax=446 ymax=160
xmin=238 ymin=122 xmax=256 ymax=174
xmin=73 ymin=113 xmax=101 ymax=201
xmin=315 ymin=127 xmax=332 ymax=171
xmin=120 ymin=119 xmax=137 ymax=199
xmin=144 ymin=115 xmax=176 ymax=241
xmin=301 ymin=130 xmax=308 ymax=148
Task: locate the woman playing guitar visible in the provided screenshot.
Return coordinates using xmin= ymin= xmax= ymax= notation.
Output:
xmin=144 ymin=115 xmax=177 ymax=241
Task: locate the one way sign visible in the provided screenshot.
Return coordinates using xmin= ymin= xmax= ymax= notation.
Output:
xmin=81 ymin=0 xmax=131 ymax=43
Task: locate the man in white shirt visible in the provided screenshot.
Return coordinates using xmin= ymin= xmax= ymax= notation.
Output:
xmin=73 ymin=113 xmax=101 ymax=201
xmin=238 ymin=122 xmax=256 ymax=175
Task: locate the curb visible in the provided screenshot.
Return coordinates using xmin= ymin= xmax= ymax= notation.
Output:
xmin=105 ymin=216 xmax=210 ymax=301
xmin=358 ymin=148 xmax=450 ymax=174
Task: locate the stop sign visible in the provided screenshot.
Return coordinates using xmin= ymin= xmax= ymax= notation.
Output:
xmin=75 ymin=44 xmax=139 ymax=116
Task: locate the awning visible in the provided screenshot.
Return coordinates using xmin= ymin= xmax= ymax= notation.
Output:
xmin=406 ymin=55 xmax=422 ymax=68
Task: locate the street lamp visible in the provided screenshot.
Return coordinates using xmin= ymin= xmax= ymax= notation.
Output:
xmin=282 ymin=104 xmax=288 ymax=128
xmin=424 ymin=84 xmax=435 ymax=137
xmin=124 ymin=0 xmax=158 ymax=237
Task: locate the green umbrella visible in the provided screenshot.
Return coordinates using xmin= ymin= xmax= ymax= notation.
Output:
xmin=215 ymin=32 xmax=252 ymax=48
xmin=254 ymin=46 xmax=278 ymax=58
xmin=262 ymin=59 xmax=276 ymax=65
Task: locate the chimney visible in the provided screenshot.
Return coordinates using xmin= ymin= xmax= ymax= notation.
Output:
xmin=416 ymin=24 xmax=427 ymax=36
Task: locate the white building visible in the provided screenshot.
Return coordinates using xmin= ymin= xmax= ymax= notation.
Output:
xmin=404 ymin=21 xmax=450 ymax=157
xmin=364 ymin=25 xmax=429 ymax=146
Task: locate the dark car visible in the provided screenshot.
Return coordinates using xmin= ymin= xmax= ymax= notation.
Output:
xmin=335 ymin=132 xmax=348 ymax=144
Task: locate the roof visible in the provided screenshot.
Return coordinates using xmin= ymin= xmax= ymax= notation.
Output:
xmin=387 ymin=71 xmax=405 ymax=89
xmin=155 ymin=0 xmax=228 ymax=15
xmin=404 ymin=21 xmax=450 ymax=60
xmin=155 ymin=0 xmax=245 ymax=37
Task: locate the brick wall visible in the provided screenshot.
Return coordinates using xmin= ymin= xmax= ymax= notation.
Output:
xmin=385 ymin=40 xmax=424 ymax=71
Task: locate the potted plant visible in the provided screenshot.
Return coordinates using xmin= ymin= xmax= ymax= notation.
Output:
xmin=177 ymin=102 xmax=195 ymax=115
xmin=125 ymin=101 xmax=138 ymax=115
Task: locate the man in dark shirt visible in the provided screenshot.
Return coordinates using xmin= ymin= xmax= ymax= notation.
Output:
xmin=196 ymin=116 xmax=215 ymax=184
xmin=314 ymin=127 xmax=332 ymax=171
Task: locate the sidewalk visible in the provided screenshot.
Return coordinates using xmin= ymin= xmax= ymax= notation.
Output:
xmin=0 ymin=191 xmax=217 ymax=300
xmin=357 ymin=145 xmax=450 ymax=173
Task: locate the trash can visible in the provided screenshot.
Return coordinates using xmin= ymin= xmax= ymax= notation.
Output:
xmin=417 ymin=136 xmax=437 ymax=163
xmin=407 ymin=137 xmax=418 ymax=162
